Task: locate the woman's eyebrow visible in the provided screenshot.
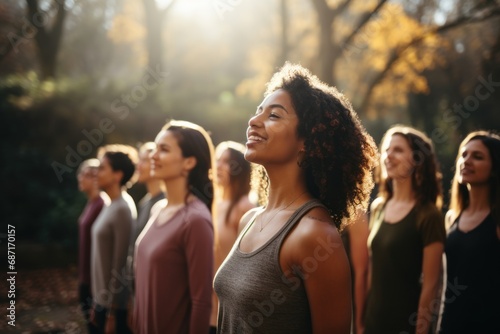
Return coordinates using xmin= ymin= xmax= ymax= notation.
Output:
xmin=257 ymin=103 xmax=289 ymax=113
xmin=156 ymin=143 xmax=170 ymax=149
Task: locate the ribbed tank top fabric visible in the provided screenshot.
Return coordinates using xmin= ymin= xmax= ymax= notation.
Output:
xmin=214 ymin=199 xmax=325 ymax=334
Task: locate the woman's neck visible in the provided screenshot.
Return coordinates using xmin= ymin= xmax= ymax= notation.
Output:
xmin=87 ymin=188 xmax=101 ymax=201
xmin=105 ymin=185 xmax=122 ymax=201
xmin=146 ymin=179 xmax=164 ymax=198
xmin=266 ymin=171 xmax=308 ymax=209
xmin=164 ymin=177 xmax=190 ymax=205
xmin=219 ymin=184 xmax=233 ymax=201
xmin=465 ymin=183 xmax=491 ymax=213
xmin=390 ymin=178 xmax=415 ymax=203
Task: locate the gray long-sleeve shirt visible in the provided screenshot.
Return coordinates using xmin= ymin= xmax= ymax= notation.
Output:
xmin=91 ymin=191 xmax=137 ymax=308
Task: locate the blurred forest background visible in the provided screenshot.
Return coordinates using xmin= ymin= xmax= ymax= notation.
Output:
xmin=1 ymin=0 xmax=500 ymax=266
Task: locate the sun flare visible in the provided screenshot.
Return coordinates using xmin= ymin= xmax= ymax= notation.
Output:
xmin=156 ymin=0 xmax=212 ymax=15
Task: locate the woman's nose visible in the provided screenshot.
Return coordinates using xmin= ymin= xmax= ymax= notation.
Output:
xmin=384 ymin=149 xmax=393 ymax=160
xmin=151 ymin=149 xmax=159 ymax=161
xmin=248 ymin=113 xmax=263 ymax=127
xmin=462 ymin=154 xmax=472 ymax=165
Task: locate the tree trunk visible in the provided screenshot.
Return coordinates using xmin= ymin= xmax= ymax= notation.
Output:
xmin=311 ymin=0 xmax=387 ymax=86
xmin=143 ymin=0 xmax=177 ymax=72
xmin=276 ymin=0 xmax=290 ymax=68
xmin=310 ymin=0 xmax=335 ymax=85
xmin=26 ymin=0 xmax=66 ymax=80
xmin=143 ymin=0 xmax=163 ymax=71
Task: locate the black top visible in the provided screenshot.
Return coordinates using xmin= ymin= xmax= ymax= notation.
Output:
xmin=365 ymin=202 xmax=445 ymax=334
xmin=439 ymin=213 xmax=500 ymax=334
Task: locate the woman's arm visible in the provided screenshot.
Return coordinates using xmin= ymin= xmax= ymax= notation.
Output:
xmin=110 ymin=207 xmax=133 ymax=307
xmin=348 ymin=213 xmax=369 ymax=334
xmin=186 ymin=215 xmax=214 ymax=334
xmin=286 ymin=208 xmax=352 ymax=334
xmin=416 ymin=242 xmax=444 ymax=334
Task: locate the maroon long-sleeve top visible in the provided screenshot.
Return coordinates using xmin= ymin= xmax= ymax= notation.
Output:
xmin=134 ymin=198 xmax=214 ymax=334
xmin=78 ymin=195 xmax=105 ymax=285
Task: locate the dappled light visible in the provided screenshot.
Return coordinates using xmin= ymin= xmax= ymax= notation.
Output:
xmin=1 ymin=0 xmax=499 ymax=331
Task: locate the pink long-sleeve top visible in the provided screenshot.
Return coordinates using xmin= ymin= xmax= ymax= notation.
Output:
xmin=134 ymin=197 xmax=214 ymax=334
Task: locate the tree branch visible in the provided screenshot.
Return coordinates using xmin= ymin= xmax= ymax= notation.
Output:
xmin=340 ymin=0 xmax=388 ymax=49
xmin=310 ymin=0 xmax=335 ymax=24
xmin=358 ymin=5 xmax=500 ymax=114
xmin=333 ymin=0 xmax=352 ymax=18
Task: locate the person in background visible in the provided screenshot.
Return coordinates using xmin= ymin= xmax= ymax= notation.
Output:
xmin=125 ymin=142 xmax=165 ymax=301
xmin=133 ymin=141 xmax=166 ymax=240
xmin=209 ymin=141 xmax=256 ymax=333
xmin=91 ymin=144 xmax=138 ymax=334
xmin=364 ymin=125 xmax=445 ymax=334
xmin=214 ymin=63 xmax=378 ymax=333
xmin=439 ymin=131 xmax=500 ymax=334
xmin=133 ymin=120 xmax=215 ymax=334
xmin=76 ymin=159 xmax=108 ymax=333
xmin=341 ymin=210 xmax=369 ymax=334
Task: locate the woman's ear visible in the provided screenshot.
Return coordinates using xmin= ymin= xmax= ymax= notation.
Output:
xmin=183 ymin=156 xmax=197 ymax=172
xmin=297 ymin=149 xmax=305 ymax=167
xmin=113 ymin=170 xmax=124 ymax=185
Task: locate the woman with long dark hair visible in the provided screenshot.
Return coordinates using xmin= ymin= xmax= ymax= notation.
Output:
xmin=364 ymin=126 xmax=445 ymax=334
xmin=439 ymin=131 xmax=500 ymax=334
xmin=133 ymin=120 xmax=215 ymax=334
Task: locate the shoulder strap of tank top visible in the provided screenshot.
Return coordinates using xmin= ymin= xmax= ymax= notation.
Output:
xmin=279 ymin=199 xmax=328 ymax=238
xmin=236 ymin=206 xmax=265 ymax=243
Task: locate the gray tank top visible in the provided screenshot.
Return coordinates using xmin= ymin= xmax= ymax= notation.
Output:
xmin=214 ymin=199 xmax=325 ymax=333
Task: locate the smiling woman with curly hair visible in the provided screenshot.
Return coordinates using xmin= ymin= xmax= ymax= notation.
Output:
xmin=214 ymin=62 xmax=378 ymax=334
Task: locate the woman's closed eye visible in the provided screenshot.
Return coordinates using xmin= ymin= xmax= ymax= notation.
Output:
xmin=253 ymin=108 xmax=281 ymax=119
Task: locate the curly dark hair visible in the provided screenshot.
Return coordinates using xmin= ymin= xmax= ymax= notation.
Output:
xmin=449 ymin=130 xmax=500 ymax=225
xmin=254 ymin=62 xmax=378 ymax=229
xmin=376 ymin=125 xmax=443 ymax=209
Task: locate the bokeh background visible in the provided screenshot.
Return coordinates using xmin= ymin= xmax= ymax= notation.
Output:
xmin=0 ymin=0 xmax=499 ymax=332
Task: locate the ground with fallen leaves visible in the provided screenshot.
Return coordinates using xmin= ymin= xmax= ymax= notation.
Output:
xmin=1 ymin=266 xmax=86 ymax=333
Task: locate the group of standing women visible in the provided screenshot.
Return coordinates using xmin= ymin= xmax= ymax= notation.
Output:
xmin=76 ymin=61 xmax=499 ymax=334
xmin=350 ymin=127 xmax=500 ymax=334
xmin=132 ymin=123 xmax=257 ymax=334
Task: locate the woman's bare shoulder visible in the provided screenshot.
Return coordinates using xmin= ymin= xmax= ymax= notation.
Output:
xmin=283 ymin=206 xmax=345 ymax=269
xmin=293 ymin=206 xmax=341 ymax=249
xmin=237 ymin=206 xmax=263 ymax=234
